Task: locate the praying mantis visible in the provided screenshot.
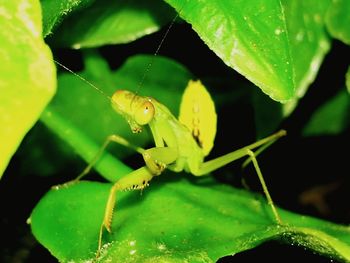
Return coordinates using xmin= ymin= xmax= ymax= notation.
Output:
xmin=53 ymin=8 xmax=286 ymax=258
xmin=57 ymin=70 xmax=286 ymax=256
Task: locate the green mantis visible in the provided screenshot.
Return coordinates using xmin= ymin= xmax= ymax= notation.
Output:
xmin=62 ymin=77 xmax=286 ymax=256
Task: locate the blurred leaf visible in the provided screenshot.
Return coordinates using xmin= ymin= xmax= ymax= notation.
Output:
xmin=15 ymin=122 xmax=79 ymax=177
xmin=347 ymin=66 xmax=350 ymax=94
xmin=31 ymin=176 xmax=350 ymax=262
xmin=45 ymin=0 xmax=175 ymax=48
xmin=41 ymin=0 xmax=96 ymax=37
xmin=0 ymin=0 xmax=56 ymax=177
xmin=326 ymin=0 xmax=350 ymax=45
xmin=303 ymin=89 xmax=350 ymax=136
xmin=40 ymin=52 xmax=192 ymax=181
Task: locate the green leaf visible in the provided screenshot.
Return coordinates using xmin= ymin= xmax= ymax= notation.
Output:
xmin=164 ymin=0 xmax=331 ymax=104
xmin=31 ymin=176 xmax=350 ymax=262
xmin=164 ymin=0 xmax=295 ymax=102
xmin=251 ymin=0 xmax=331 ymax=136
xmin=282 ymin=0 xmax=331 ymax=110
xmin=45 ymin=0 xmax=175 ymax=48
xmin=0 ymin=0 xmax=56 ymax=177
xmin=303 ymin=89 xmax=350 ymax=136
xmin=41 ymin=0 xmax=96 ymax=37
xmin=326 ymin=0 xmax=350 ymax=45
xmin=40 ymin=52 xmax=192 ymax=180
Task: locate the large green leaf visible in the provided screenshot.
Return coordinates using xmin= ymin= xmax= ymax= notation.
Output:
xmin=31 ymin=175 xmax=350 ymax=262
xmin=165 ymin=0 xmax=331 ymax=103
xmin=0 ymin=0 xmax=56 ymax=177
xmin=251 ymin=0 xmax=331 ymax=136
xmin=326 ymin=0 xmax=350 ymax=45
xmin=45 ymin=0 xmax=175 ymax=48
xmin=282 ymin=0 xmax=331 ymax=108
xmin=164 ymin=0 xmax=296 ymax=102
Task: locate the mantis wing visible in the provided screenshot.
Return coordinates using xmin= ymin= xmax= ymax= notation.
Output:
xmin=179 ymin=80 xmax=217 ymax=156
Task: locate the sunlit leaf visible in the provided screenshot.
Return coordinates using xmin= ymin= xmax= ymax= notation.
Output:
xmin=0 ymin=0 xmax=56 ymax=177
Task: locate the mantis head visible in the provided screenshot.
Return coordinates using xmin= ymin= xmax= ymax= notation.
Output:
xmin=111 ymin=90 xmax=155 ymax=133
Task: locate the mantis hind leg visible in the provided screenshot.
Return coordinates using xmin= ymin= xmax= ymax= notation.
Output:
xmin=190 ymin=130 xmax=286 ymax=225
xmin=245 ymin=149 xmax=282 ymax=224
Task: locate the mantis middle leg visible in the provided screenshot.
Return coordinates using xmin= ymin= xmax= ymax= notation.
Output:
xmin=71 ymin=134 xmax=177 ymax=182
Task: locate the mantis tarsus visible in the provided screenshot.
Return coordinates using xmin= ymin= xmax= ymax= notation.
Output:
xmin=57 ymin=76 xmax=286 ymax=257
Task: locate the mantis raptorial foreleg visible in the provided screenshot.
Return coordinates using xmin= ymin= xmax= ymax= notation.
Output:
xmin=142 ymin=147 xmax=178 ymax=175
xmin=102 ymin=167 xmax=154 ymax=232
xmin=97 ymin=166 xmax=154 ymax=256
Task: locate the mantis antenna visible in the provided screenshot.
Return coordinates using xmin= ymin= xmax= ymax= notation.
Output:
xmin=54 ymin=8 xmax=183 ymax=106
xmin=54 ymin=59 xmax=112 ymax=101
xmin=136 ymin=12 xmax=181 ymax=92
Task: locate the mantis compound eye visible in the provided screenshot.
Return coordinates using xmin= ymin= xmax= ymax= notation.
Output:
xmin=134 ymin=100 xmax=155 ymax=125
